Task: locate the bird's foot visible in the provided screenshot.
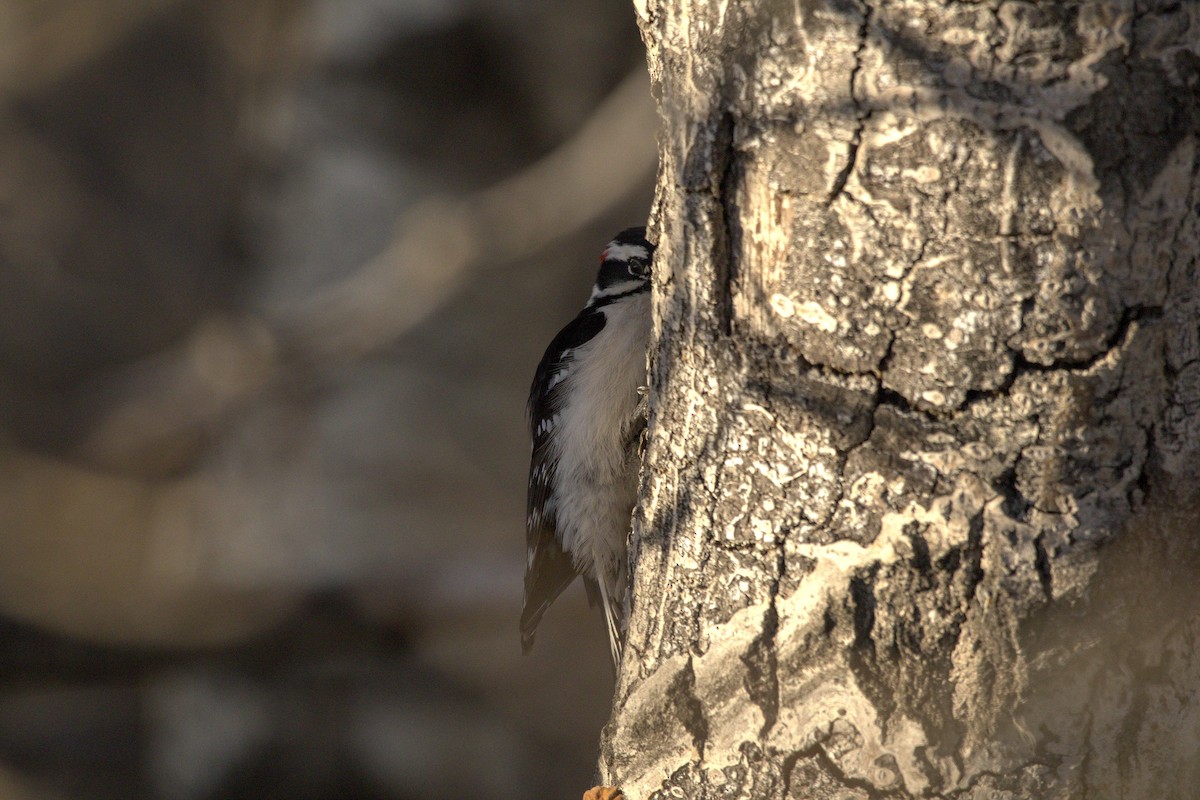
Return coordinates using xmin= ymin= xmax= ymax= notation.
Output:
xmin=583 ymin=787 xmax=624 ymax=800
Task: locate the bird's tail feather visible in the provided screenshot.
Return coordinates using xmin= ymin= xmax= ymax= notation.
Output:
xmin=598 ymin=580 xmax=623 ymax=669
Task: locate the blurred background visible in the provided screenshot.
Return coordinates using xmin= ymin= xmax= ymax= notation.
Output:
xmin=0 ymin=1 xmax=655 ymax=798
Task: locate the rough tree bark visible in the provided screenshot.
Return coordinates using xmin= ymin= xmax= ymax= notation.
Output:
xmin=602 ymin=2 xmax=1200 ymax=798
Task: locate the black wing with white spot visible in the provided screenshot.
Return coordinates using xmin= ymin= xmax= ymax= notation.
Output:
xmin=520 ymin=307 xmax=606 ymax=651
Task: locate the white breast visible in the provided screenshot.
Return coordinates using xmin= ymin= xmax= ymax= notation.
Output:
xmin=551 ymin=291 xmax=650 ymax=585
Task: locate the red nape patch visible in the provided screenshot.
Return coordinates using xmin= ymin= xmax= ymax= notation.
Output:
xmin=599 ymin=247 xmax=609 ymax=264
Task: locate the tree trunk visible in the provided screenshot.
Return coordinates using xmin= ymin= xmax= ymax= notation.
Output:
xmin=603 ymin=2 xmax=1200 ymax=798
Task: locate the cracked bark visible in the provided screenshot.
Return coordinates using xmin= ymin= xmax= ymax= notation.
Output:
xmin=602 ymin=1 xmax=1200 ymax=798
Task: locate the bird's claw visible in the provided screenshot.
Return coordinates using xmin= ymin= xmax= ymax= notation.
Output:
xmin=583 ymin=788 xmax=624 ymax=800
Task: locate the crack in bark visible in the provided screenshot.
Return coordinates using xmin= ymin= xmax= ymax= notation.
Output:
xmin=740 ymin=596 xmax=780 ymax=739
xmin=1134 ymin=422 xmax=1154 ymax=504
xmin=741 ymin=539 xmax=786 ymax=739
xmin=962 ymin=304 xmax=1164 ymax=415
xmin=826 ymin=0 xmax=872 ymax=206
xmin=833 ymin=384 xmax=883 ymax=490
xmin=826 ymin=119 xmax=864 ymax=208
xmin=942 ymin=757 xmax=1062 ymax=799
xmin=669 ymin=655 xmax=709 ymax=760
xmin=942 ymin=768 xmax=1016 ymax=799
xmin=872 ymin=330 xmax=943 ymax=422
xmin=797 ymin=740 xmax=910 ymax=799
xmin=961 ymin=507 xmax=987 ymax=608
xmin=877 ymin=386 xmax=918 ymax=418
xmin=849 ymin=567 xmax=879 ymax=650
xmin=715 ymin=112 xmax=739 ymax=337
xmin=1032 ymin=532 xmax=1054 ymax=601
xmin=1036 ymin=304 xmax=1161 ymax=372
xmin=779 ymin=751 xmax=803 ymax=800
xmin=1161 ymin=129 xmax=1199 ymax=301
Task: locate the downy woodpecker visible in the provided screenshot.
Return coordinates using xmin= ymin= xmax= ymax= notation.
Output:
xmin=522 ymin=227 xmax=654 ymax=665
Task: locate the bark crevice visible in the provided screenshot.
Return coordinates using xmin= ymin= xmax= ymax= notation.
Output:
xmin=670 ymin=655 xmax=709 ymax=759
xmin=826 ymin=0 xmax=872 ymax=207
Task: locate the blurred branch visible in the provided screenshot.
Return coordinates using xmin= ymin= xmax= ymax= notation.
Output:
xmin=78 ymin=67 xmax=657 ymax=470
xmin=277 ymin=66 xmax=658 ymax=362
xmin=0 ymin=0 xmax=185 ymax=96
xmin=78 ymin=316 xmax=280 ymax=470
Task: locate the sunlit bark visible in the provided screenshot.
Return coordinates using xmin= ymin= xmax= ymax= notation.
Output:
xmin=605 ymin=2 xmax=1200 ymax=797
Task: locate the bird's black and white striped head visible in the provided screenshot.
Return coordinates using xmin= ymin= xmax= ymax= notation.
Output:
xmin=587 ymin=227 xmax=653 ymax=307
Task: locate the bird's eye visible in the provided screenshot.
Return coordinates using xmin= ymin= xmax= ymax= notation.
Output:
xmin=626 ymin=258 xmax=648 ymax=278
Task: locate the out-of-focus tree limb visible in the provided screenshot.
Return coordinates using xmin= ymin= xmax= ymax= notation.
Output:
xmin=0 ymin=445 xmax=302 ymax=645
xmin=77 ymin=315 xmax=281 ymax=472
xmin=0 ymin=0 xmax=185 ymax=96
xmin=0 ymin=0 xmax=316 ymax=648
xmin=278 ymin=66 xmax=657 ymax=362
xmin=77 ymin=67 xmax=657 ymax=471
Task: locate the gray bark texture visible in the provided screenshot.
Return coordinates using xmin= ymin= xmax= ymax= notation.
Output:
xmin=601 ymin=1 xmax=1200 ymax=798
